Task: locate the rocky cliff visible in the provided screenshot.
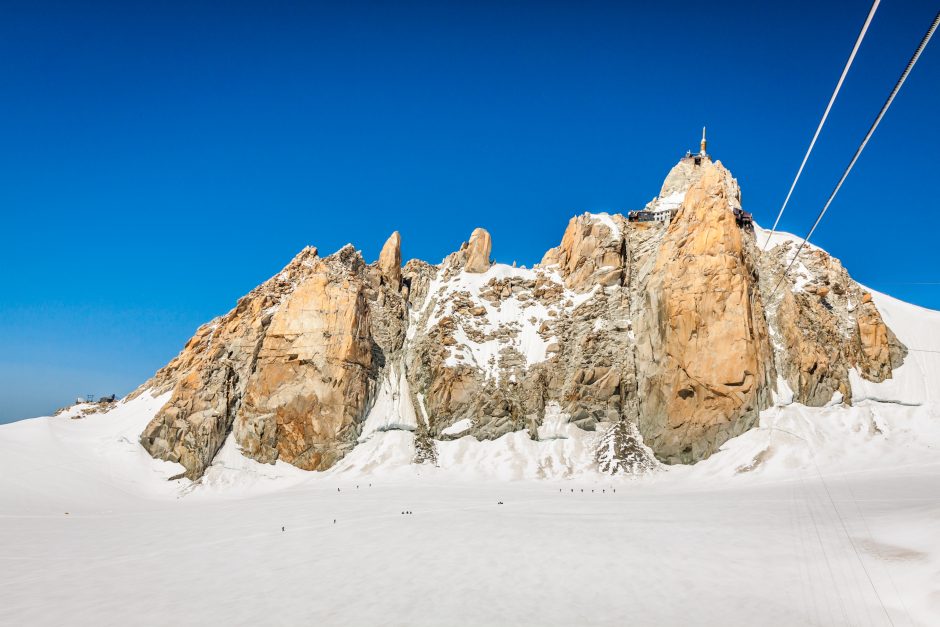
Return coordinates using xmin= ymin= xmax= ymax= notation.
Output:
xmin=135 ymin=154 xmax=907 ymax=479
xmin=635 ymin=163 xmax=774 ymax=463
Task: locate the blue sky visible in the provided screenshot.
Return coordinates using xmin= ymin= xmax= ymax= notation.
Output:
xmin=1 ymin=0 xmax=938 ymax=422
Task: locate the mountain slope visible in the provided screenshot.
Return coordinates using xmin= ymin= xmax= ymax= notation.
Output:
xmin=2 ymin=279 xmax=938 ymax=625
xmin=124 ymin=154 xmax=909 ymax=479
xmin=2 ymin=151 xmax=939 ymax=627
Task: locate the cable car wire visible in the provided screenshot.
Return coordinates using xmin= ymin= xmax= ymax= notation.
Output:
xmin=763 ymin=0 xmax=881 ymax=251
xmin=769 ymin=9 xmax=940 ymax=300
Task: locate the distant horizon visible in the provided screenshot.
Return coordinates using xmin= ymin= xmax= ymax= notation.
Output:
xmin=2 ymin=0 xmax=939 ymax=423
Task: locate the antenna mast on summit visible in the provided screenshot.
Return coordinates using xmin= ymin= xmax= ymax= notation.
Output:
xmin=700 ymin=127 xmax=707 ymax=155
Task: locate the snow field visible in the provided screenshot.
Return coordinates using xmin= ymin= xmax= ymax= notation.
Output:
xmin=1 ymin=475 xmax=936 ymax=626
xmin=2 ymin=234 xmax=939 ymax=625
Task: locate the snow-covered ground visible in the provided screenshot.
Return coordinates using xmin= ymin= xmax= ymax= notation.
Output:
xmin=1 ymin=286 xmax=939 ymax=625
xmin=414 ymin=261 xmax=596 ymax=382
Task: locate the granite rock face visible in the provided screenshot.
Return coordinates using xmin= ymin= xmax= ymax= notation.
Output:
xmin=378 ymin=231 xmax=402 ymax=291
xmin=759 ymin=238 xmax=906 ymax=407
xmin=634 ymin=162 xmax=774 ymax=463
xmin=136 ymin=153 xmax=906 ymax=478
xmin=137 ymin=246 xmax=322 ymax=479
xmin=138 ymin=243 xmax=410 ymax=478
xmin=232 ymin=246 xmax=376 ymax=471
xmin=464 ymin=228 xmax=492 ymax=274
xmin=541 ymin=213 xmax=627 ymax=290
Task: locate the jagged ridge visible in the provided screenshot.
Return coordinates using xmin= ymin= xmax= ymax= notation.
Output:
xmin=136 ymin=154 xmax=907 ymax=479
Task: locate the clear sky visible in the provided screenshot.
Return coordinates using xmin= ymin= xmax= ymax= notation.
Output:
xmin=1 ymin=0 xmax=938 ymax=423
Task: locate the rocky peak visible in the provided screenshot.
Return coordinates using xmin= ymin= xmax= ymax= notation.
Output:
xmin=541 ymin=213 xmax=627 ymax=290
xmin=135 ymin=149 xmax=908 ymax=480
xmin=285 ymin=245 xmax=319 ymax=269
xmin=659 ymin=153 xmax=714 ymax=198
xmin=232 ymin=248 xmax=377 ymax=472
xmin=464 ymin=227 xmax=492 ymax=273
xmin=378 ymin=231 xmax=402 ymax=290
xmin=326 ymin=243 xmax=365 ymax=274
xmin=635 ymin=161 xmax=774 ymax=463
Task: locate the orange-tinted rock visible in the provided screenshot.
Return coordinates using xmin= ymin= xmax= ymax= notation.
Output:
xmin=763 ymin=243 xmax=906 ymax=404
xmin=233 ymin=254 xmax=375 ymax=470
xmin=635 ymin=162 xmax=773 ymax=463
xmin=465 ymin=228 xmax=492 ymax=273
xmin=378 ymin=231 xmax=402 ymax=290
xmin=541 ymin=214 xmax=625 ymax=290
xmin=138 ymin=247 xmax=322 ymax=479
xmin=856 ymin=300 xmax=900 ymax=381
xmin=137 ymin=151 xmax=910 ymax=479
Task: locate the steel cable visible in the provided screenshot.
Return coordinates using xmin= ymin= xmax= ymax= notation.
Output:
xmin=769 ymin=9 xmax=940 ymax=300
xmin=764 ymin=0 xmax=881 ymax=250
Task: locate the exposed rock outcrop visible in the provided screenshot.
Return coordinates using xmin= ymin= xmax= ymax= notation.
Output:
xmin=232 ymin=247 xmax=377 ymax=470
xmin=135 ymin=150 xmax=907 ymax=479
xmin=138 ymin=243 xmax=411 ymax=478
xmin=760 ymin=239 xmax=906 ymax=406
xmin=464 ymin=228 xmax=492 ymax=273
xmin=634 ymin=162 xmax=774 ymax=463
xmin=541 ymin=213 xmax=627 ymax=290
xmin=659 ymin=154 xmax=712 ymax=197
xmin=856 ymin=300 xmax=902 ymax=380
xmin=378 ymin=231 xmax=402 ymax=290
xmin=137 ymin=246 xmax=321 ymax=479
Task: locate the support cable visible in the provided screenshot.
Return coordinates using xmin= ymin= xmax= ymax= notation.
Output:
xmin=764 ymin=0 xmax=881 ymax=250
xmin=769 ymin=9 xmax=940 ymax=299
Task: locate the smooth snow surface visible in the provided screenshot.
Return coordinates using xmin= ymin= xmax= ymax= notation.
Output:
xmin=2 ymin=288 xmax=939 ymax=625
xmin=440 ymin=417 xmax=472 ymax=436
xmin=358 ymin=364 xmax=418 ymax=441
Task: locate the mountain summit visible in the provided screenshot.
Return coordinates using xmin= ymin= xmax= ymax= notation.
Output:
xmin=134 ymin=153 xmax=907 ymax=479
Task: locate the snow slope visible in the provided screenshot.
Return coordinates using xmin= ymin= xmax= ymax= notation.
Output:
xmin=414 ymin=262 xmax=596 ymax=382
xmin=1 ymin=280 xmax=939 ymax=625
